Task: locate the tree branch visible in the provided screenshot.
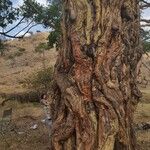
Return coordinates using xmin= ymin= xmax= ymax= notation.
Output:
xmin=21 ymin=23 xmax=42 ymax=38
xmin=0 ymin=23 xmax=41 ymax=39
xmin=4 ymin=17 xmax=25 ymax=34
xmin=141 ymin=19 xmax=150 ymax=24
xmin=14 ymin=20 xmax=34 ymax=37
xmin=140 ymin=0 xmax=150 ymax=9
xmin=141 ymin=24 xmax=150 ymax=27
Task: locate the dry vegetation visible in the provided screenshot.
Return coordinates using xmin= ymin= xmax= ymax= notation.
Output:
xmin=134 ymin=54 xmax=150 ymax=150
xmin=0 ymin=33 xmax=149 ymax=150
xmin=0 ymin=32 xmax=57 ymax=94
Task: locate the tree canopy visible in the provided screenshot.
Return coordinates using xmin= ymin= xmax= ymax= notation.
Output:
xmin=0 ymin=0 xmax=61 ymax=40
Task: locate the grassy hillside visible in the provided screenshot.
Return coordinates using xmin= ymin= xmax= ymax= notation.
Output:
xmin=0 ymin=32 xmax=57 ymax=95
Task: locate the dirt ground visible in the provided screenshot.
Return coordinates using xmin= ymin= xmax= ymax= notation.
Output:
xmin=134 ymin=87 xmax=150 ymax=150
xmin=0 ymin=101 xmax=51 ymax=150
xmin=0 ymin=88 xmax=149 ymax=150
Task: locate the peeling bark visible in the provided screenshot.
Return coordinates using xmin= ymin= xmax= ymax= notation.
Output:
xmin=50 ymin=0 xmax=142 ymax=150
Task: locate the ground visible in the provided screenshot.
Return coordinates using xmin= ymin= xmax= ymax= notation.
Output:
xmin=0 ymin=33 xmax=149 ymax=150
xmin=0 ymin=89 xmax=150 ymax=150
xmin=134 ymin=88 xmax=150 ymax=150
xmin=0 ymin=100 xmax=51 ymax=150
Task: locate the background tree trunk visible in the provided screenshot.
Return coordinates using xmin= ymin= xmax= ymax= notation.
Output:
xmin=50 ymin=0 xmax=143 ymax=150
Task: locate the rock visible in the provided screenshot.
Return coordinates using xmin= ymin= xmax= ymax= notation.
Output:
xmin=30 ymin=124 xmax=38 ymax=130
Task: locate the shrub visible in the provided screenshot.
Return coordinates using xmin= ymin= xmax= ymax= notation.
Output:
xmin=7 ymin=54 xmax=15 ymax=60
xmin=143 ymin=41 xmax=150 ymax=52
xmin=23 ymin=67 xmax=53 ymax=93
xmin=18 ymin=47 xmax=26 ymax=52
xmin=14 ymin=51 xmax=23 ymax=57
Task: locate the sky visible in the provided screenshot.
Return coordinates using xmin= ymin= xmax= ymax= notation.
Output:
xmin=1 ymin=0 xmax=150 ymax=38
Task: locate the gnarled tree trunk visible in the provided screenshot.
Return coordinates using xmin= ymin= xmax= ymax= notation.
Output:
xmin=50 ymin=0 xmax=142 ymax=150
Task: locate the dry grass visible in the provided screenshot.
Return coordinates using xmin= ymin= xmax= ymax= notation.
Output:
xmin=0 ymin=32 xmax=57 ymax=94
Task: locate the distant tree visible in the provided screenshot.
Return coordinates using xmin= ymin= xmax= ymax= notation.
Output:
xmin=46 ymin=0 xmax=61 ymax=48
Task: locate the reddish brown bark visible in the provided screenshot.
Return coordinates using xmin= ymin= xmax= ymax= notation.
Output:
xmin=50 ymin=0 xmax=142 ymax=149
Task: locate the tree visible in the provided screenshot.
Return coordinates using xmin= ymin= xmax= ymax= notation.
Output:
xmin=0 ymin=0 xmax=62 ymax=41
xmin=0 ymin=0 xmax=45 ymax=38
xmin=46 ymin=0 xmax=62 ymax=48
xmin=0 ymin=0 xmax=44 ymax=38
xmin=50 ymin=1 xmax=143 ymax=150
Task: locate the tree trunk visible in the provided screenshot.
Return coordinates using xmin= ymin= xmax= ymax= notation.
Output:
xmin=50 ymin=0 xmax=142 ymax=150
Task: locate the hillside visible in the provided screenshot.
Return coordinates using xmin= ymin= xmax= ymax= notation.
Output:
xmin=0 ymin=33 xmax=149 ymax=96
xmin=0 ymin=32 xmax=57 ymax=95
xmin=0 ymin=33 xmax=150 ymax=98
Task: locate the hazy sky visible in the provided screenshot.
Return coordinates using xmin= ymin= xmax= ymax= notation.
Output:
xmin=1 ymin=0 xmax=150 ymax=37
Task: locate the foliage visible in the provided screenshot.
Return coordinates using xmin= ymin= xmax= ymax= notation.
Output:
xmin=141 ymin=29 xmax=150 ymax=52
xmin=0 ymin=0 xmax=61 ymax=47
xmin=48 ymin=29 xmax=61 ymax=48
xmin=45 ymin=1 xmax=62 ymax=48
xmin=143 ymin=41 xmax=150 ymax=52
xmin=18 ymin=47 xmax=26 ymax=52
xmin=35 ymin=42 xmax=49 ymax=53
xmin=23 ymin=67 xmax=53 ymax=93
xmin=21 ymin=0 xmax=62 ymax=48
xmin=20 ymin=0 xmax=44 ymax=22
xmin=141 ymin=29 xmax=150 ymax=41
xmin=0 ymin=0 xmax=19 ymax=28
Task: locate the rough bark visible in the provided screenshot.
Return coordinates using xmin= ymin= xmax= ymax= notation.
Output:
xmin=50 ymin=0 xmax=143 ymax=150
